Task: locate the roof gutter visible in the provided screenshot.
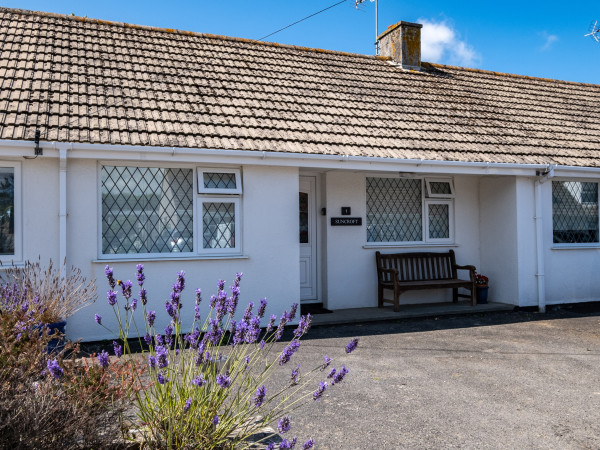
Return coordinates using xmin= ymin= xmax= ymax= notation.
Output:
xmin=2 ymin=139 xmax=599 ymax=177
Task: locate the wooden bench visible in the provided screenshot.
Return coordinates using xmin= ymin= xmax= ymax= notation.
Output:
xmin=376 ymin=250 xmax=477 ymax=312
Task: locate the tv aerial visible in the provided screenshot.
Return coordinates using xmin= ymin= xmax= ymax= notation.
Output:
xmin=585 ymin=20 xmax=600 ymax=42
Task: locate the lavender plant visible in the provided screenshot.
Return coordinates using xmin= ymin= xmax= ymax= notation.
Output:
xmin=98 ymin=266 xmax=359 ymax=449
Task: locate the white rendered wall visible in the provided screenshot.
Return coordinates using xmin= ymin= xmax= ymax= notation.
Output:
xmin=66 ymin=161 xmax=300 ymax=342
xmin=514 ymin=178 xmax=538 ymax=306
xmin=479 ymin=176 xmax=519 ymax=305
xmin=324 ymin=172 xmax=481 ymax=309
xmin=541 ymin=179 xmax=600 ymax=305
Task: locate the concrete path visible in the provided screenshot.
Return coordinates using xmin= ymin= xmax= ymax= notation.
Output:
xmin=280 ymin=307 xmax=600 ymax=449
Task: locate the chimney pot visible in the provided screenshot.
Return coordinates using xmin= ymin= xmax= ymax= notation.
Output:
xmin=377 ymin=21 xmax=422 ymax=70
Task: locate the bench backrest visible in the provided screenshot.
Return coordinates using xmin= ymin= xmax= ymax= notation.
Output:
xmin=376 ymin=250 xmax=458 ymax=283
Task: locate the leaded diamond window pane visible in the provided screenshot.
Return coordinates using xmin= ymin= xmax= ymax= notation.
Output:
xmin=0 ymin=168 xmax=14 ymax=255
xmin=203 ymin=172 xmax=236 ymax=190
xmin=366 ymin=178 xmax=422 ymax=242
xmin=203 ymin=202 xmax=235 ymax=249
xmin=428 ymin=204 xmax=449 ymax=239
xmin=429 ymin=181 xmax=452 ymax=196
xmin=552 ymin=181 xmax=599 ymax=244
xmin=102 ymin=167 xmax=193 ymax=254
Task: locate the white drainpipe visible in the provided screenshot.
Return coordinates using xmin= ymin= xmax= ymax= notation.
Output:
xmin=58 ymin=146 xmax=68 ymax=268
xmin=534 ymin=166 xmax=554 ymax=313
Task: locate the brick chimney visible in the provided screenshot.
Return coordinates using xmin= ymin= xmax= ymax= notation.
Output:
xmin=377 ymin=21 xmax=422 ymax=70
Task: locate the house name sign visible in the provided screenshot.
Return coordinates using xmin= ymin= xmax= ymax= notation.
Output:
xmin=330 ymin=217 xmax=362 ymax=226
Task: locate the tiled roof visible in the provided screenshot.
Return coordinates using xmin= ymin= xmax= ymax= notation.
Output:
xmin=1 ymin=7 xmax=600 ymax=167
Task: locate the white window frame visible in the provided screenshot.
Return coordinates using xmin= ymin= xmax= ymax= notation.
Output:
xmin=98 ymin=162 xmax=197 ymax=259
xmin=424 ymin=199 xmax=454 ymax=244
xmin=197 ymin=196 xmax=241 ymax=255
xmin=425 ymin=178 xmax=455 ymax=198
xmin=197 ymin=168 xmax=242 ymax=195
xmin=366 ymin=176 xmax=455 ymax=246
xmin=552 ymin=179 xmax=600 ymax=248
xmin=0 ymin=162 xmax=22 ymax=264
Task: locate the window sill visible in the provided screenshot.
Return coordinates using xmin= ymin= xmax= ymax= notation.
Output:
xmin=363 ymin=243 xmax=458 ymax=249
xmin=94 ymin=254 xmax=249 ymax=263
xmin=551 ymin=245 xmax=600 ymax=250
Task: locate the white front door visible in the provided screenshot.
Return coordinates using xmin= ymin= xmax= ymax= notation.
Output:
xmin=299 ymin=176 xmax=317 ymax=301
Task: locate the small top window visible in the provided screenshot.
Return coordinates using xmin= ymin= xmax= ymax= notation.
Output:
xmin=198 ymin=168 xmax=242 ymax=194
xmin=425 ymin=178 xmax=455 ymax=198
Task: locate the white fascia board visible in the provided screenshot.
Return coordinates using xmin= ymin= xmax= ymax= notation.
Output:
xmin=2 ymin=139 xmax=599 ymax=177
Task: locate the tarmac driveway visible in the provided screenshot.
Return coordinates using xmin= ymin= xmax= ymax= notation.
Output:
xmin=282 ymin=307 xmax=600 ymax=449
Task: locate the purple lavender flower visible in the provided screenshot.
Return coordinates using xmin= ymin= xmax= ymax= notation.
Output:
xmin=130 ymin=297 xmax=138 ymax=311
xmin=216 ymin=292 xmax=227 ymax=322
xmin=279 ymin=340 xmax=300 ymax=365
xmin=217 ymin=279 xmax=225 ymax=291
xmin=288 ymin=303 xmax=298 ymax=321
xmin=94 ymin=314 xmax=102 ymax=325
xmin=156 ymin=345 xmax=169 ymax=369
xmin=186 ymin=327 xmax=201 ymax=349
xmin=120 ymin=280 xmax=133 ymax=300
xmin=98 ymin=350 xmax=109 ymax=369
xmin=46 ymin=358 xmax=63 ymax=379
xmin=278 ymin=416 xmax=291 ymax=434
xmin=302 ymin=438 xmax=314 ymax=449
xmin=229 ymin=320 xmax=237 ymax=335
xmin=266 ymin=444 xmax=275 ymax=450
xmin=233 ymin=321 xmax=247 ymax=345
xmin=107 ymin=290 xmax=117 ymax=306
xmin=216 ymin=373 xmax=231 ymax=388
xmin=332 ymin=365 xmax=349 ymax=385
xmin=345 ymin=337 xmax=359 ymax=354
xmin=291 ymin=364 xmax=300 ymax=385
xmin=313 ymin=381 xmax=327 ymax=401
xmin=257 ymin=298 xmax=267 ymax=318
xmin=275 ymin=317 xmax=286 ymax=341
xmin=245 ymin=316 xmax=261 ymax=344
xmin=144 ymin=333 xmax=152 ymax=346
xmin=195 ymin=342 xmax=206 ymax=366
xmin=207 ymin=318 xmax=223 ymax=345
xmin=213 ymin=415 xmax=219 ymax=426
xmin=259 ymin=339 xmax=266 ymax=349
xmin=294 ymin=314 xmax=311 ymax=338
xmin=113 ymin=340 xmax=123 ymax=358
xmin=191 ymin=375 xmax=206 ymax=387
xmin=242 ymin=302 xmax=253 ymax=324
xmin=183 ymin=398 xmax=192 ymax=413
xmin=147 ymin=310 xmax=156 ymax=327
xmin=165 ymin=300 xmax=175 ymax=318
xmin=195 ymin=288 xmax=202 ymax=306
xmin=279 ymin=438 xmax=297 ymax=449
xmin=157 ymin=372 xmax=168 ymax=384
xmin=174 ymin=271 xmax=185 ymax=292
xmin=321 ymin=355 xmax=332 ymax=370
xmin=164 ymin=325 xmax=173 ymax=345
xmin=327 ymin=367 xmax=336 ymax=379
xmin=140 ymin=288 xmax=147 ymax=305
xmin=209 ymin=294 xmax=217 ymax=309
xmin=105 ymin=265 xmax=116 ymax=289
xmin=253 ymin=385 xmax=266 ymax=407
xmin=266 ymin=314 xmax=276 ymax=334
xmin=148 ymin=355 xmax=156 ymax=369
xmin=234 ymin=272 xmax=243 ymax=286
xmin=136 ymin=264 xmax=145 ymax=286
xmin=194 ymin=304 xmax=201 ymax=321
xmin=155 ymin=334 xmax=163 ymax=346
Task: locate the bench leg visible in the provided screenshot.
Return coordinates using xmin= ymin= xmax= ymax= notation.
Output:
xmin=393 ymin=289 xmax=401 ymax=312
xmin=452 ymin=288 xmax=458 ymax=303
xmin=378 ymin=284 xmax=384 ymax=308
xmin=471 ymin=285 xmax=477 ymax=306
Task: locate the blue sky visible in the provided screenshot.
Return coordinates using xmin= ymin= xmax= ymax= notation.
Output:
xmin=3 ymin=0 xmax=599 ymax=84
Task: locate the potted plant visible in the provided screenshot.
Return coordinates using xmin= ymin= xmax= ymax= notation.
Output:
xmin=0 ymin=259 xmax=96 ymax=350
xmin=474 ymin=273 xmax=489 ymax=304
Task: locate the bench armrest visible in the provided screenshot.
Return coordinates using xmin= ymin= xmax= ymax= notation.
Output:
xmin=454 ymin=264 xmax=476 ymax=281
xmin=378 ymin=268 xmax=399 ymax=283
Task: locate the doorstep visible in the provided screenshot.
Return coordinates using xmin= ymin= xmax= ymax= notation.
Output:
xmin=309 ymin=301 xmax=514 ymax=327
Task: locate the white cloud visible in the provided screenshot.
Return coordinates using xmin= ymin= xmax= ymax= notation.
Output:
xmin=539 ymin=32 xmax=558 ymax=50
xmin=419 ymin=18 xmax=479 ymax=67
